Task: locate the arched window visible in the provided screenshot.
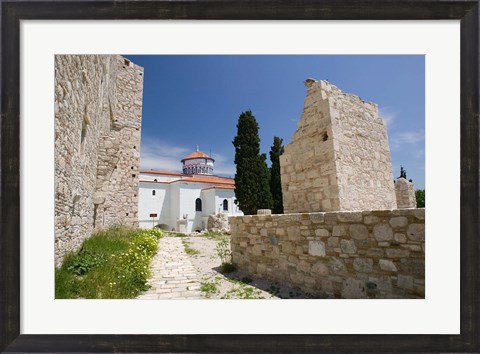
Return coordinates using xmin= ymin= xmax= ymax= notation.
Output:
xmin=195 ymin=198 xmax=202 ymax=212
xmin=152 ymin=190 xmax=156 ymax=196
xmin=223 ymin=199 xmax=228 ymax=211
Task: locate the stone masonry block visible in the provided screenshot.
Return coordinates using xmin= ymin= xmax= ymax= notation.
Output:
xmin=406 ymin=223 xmax=425 ymax=242
xmin=332 ymin=225 xmax=347 ymax=237
xmin=379 ymin=259 xmax=397 ymax=272
xmin=389 ymin=216 xmax=408 ymax=228
xmin=308 ymin=240 xmax=326 ymax=257
xmin=349 ymin=224 xmax=368 ymax=240
xmin=340 ymin=239 xmax=357 ymax=254
xmin=373 ymin=223 xmax=393 ymax=241
xmin=353 ymin=258 xmax=373 ymax=273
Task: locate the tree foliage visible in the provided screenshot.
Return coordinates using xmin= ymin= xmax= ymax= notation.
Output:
xmin=415 ymin=189 xmax=425 ymax=208
xmin=232 ymin=111 xmax=273 ymax=215
xmin=269 ymin=136 xmax=284 ymax=214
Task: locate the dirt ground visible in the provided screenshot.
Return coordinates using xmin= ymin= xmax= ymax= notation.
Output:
xmin=182 ymin=234 xmax=309 ymax=299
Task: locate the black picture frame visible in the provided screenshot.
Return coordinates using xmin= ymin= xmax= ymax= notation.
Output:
xmin=1 ymin=1 xmax=478 ymax=352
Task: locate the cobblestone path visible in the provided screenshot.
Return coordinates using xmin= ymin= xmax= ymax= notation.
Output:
xmin=137 ymin=237 xmax=202 ymax=299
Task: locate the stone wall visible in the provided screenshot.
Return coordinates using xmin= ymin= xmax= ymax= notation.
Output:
xmin=230 ymin=209 xmax=424 ymax=298
xmin=395 ymin=178 xmax=417 ymax=208
xmin=54 ymin=55 xmax=144 ymax=266
xmin=280 ymin=79 xmax=397 ymax=213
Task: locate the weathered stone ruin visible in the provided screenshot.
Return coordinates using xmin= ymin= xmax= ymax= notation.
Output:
xmin=395 ymin=177 xmax=417 ymax=208
xmin=207 ymin=213 xmax=230 ymax=233
xmin=54 ymin=55 xmax=144 ymax=266
xmin=280 ymin=79 xmax=397 ymax=213
xmin=231 ymin=79 xmax=424 ymax=299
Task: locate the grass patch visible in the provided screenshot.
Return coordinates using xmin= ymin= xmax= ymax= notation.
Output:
xmin=168 ymin=232 xmax=188 ymax=237
xmin=200 ymin=279 xmax=220 ymax=298
xmin=202 ymin=231 xmax=230 ymax=240
xmin=182 ymin=240 xmax=200 ymax=255
xmin=222 ymin=284 xmax=264 ymax=299
xmin=55 ymin=226 xmax=163 ymax=299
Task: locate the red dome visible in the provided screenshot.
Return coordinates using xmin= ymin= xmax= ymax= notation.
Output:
xmin=181 ymin=151 xmax=215 ymax=163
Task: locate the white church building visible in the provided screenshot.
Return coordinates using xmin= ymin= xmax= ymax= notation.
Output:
xmin=138 ymin=149 xmax=243 ymax=232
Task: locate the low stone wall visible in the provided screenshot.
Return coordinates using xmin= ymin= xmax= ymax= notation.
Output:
xmin=230 ymin=209 xmax=424 ymax=299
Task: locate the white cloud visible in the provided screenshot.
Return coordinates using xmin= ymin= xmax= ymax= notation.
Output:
xmin=390 ymin=131 xmax=424 ymax=150
xmin=379 ymin=106 xmax=399 ymax=126
xmin=412 ymin=148 xmax=425 ymax=160
xmin=140 ymin=138 xmax=189 ymax=171
xmin=207 ymin=152 xmax=236 ymax=177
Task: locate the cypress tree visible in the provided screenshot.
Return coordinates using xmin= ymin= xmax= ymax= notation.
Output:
xmin=269 ymin=136 xmax=284 ymax=214
xmin=232 ymin=111 xmax=273 ymax=215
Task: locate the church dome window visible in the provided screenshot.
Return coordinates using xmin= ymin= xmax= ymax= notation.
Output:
xmin=223 ymin=199 xmax=228 ymax=211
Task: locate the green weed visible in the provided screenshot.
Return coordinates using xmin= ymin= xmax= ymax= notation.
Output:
xmin=215 ymin=237 xmax=232 ymax=262
xmin=220 ymin=262 xmax=236 ymax=274
xmin=182 ymin=240 xmax=200 ymax=255
xmin=202 ymin=231 xmax=230 ymax=240
xmin=222 ymin=284 xmax=264 ymax=299
xmin=241 ymin=277 xmax=252 ymax=284
xmin=200 ymin=279 xmax=220 ymax=298
xmin=267 ymin=284 xmax=281 ymax=297
xmin=169 ymin=232 xmax=187 ymax=237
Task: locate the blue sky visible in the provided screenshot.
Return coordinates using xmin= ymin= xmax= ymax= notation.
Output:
xmin=125 ymin=55 xmax=425 ymax=190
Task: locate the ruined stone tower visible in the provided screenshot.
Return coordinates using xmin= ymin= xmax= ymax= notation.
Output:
xmin=394 ymin=177 xmax=417 ymax=208
xmin=280 ymin=79 xmax=397 ymax=213
xmin=54 ymin=55 xmax=144 ymax=266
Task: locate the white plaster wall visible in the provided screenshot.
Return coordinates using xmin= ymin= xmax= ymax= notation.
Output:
xmin=138 ymin=179 xmax=243 ymax=232
xmin=138 ymin=182 xmax=171 ymax=229
xmin=202 ymin=189 xmax=217 ymax=216
xmin=140 ymin=172 xmax=181 ymax=182
xmin=177 ymin=182 xmax=206 ymax=232
xmin=183 ymin=158 xmax=214 ymax=174
xmin=214 ymin=189 xmax=243 ymax=216
xmin=169 ymin=183 xmax=181 ymax=231
xmin=183 ymin=158 xmax=214 ymax=167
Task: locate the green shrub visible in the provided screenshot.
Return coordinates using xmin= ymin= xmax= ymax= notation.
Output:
xmin=220 ymin=262 xmax=236 ymax=274
xmin=415 ymin=189 xmax=425 ymax=208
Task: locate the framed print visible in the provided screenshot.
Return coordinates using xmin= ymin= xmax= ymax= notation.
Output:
xmin=1 ymin=0 xmax=479 ymax=352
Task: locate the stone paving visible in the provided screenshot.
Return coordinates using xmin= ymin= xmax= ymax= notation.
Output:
xmin=137 ymin=237 xmax=202 ymax=299
xmin=138 ymin=234 xmax=309 ymax=299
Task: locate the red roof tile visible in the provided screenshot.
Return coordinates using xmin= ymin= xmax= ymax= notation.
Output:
xmin=179 ymin=176 xmax=234 ymax=185
xmin=181 ymin=151 xmax=214 ymax=162
xmin=202 ymin=185 xmax=235 ymax=191
xmin=141 ymin=170 xmax=188 ymax=177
